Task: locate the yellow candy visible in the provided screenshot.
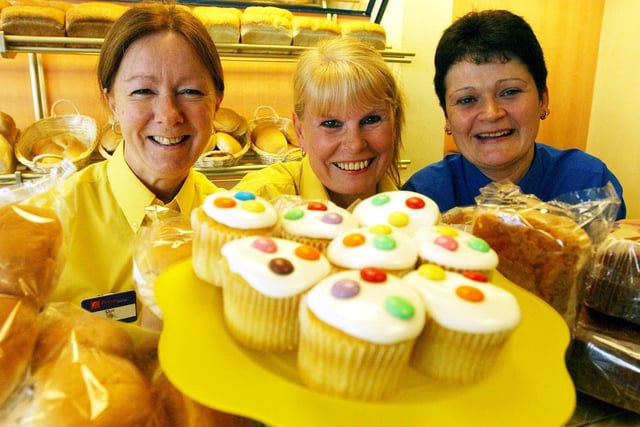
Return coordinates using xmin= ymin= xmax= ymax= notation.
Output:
xmin=417 ymin=263 xmax=446 ymax=281
xmin=387 ymin=211 xmax=409 ymax=228
xmin=242 ymin=200 xmax=266 ymax=213
xmin=369 ymin=224 xmax=392 ymax=235
xmin=435 ymin=225 xmax=459 ymax=237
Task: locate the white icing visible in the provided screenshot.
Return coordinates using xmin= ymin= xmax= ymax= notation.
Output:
xmin=202 ymin=191 xmax=277 ymax=229
xmin=352 ymin=190 xmax=440 ymax=236
xmin=413 ymin=225 xmax=499 ymax=271
xmin=306 ymin=269 xmax=426 ymax=344
xmin=280 ymin=200 xmax=359 ymax=239
xmin=403 ymin=269 xmax=521 ymax=333
xmin=221 ymin=236 xmax=331 ymax=298
xmin=326 ymin=226 xmax=418 ymax=270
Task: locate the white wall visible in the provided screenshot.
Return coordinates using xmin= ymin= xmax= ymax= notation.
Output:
xmin=587 ymin=0 xmax=640 ymax=218
xmin=381 ymin=0 xmax=454 ymax=183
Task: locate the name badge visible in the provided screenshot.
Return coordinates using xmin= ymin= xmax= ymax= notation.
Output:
xmin=81 ymin=290 xmax=137 ymax=323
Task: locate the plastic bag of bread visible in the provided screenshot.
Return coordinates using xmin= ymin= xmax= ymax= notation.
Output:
xmin=0 ymin=160 xmax=75 ymax=310
xmin=132 ymin=206 xmax=193 ymax=330
xmin=0 ymin=295 xmax=39 ymax=409
xmin=566 ymin=305 xmax=640 ymax=414
xmin=468 ymin=180 xmax=594 ymax=327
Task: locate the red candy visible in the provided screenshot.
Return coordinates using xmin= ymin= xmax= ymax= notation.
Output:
xmin=405 ymin=196 xmax=425 ymax=209
xmin=463 ymin=271 xmax=488 ymax=282
xmin=307 ymin=201 xmax=328 ymax=211
xmin=360 ymin=267 xmax=387 ymax=283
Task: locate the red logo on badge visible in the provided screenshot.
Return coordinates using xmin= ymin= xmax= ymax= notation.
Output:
xmin=90 ymin=300 xmax=101 ymax=311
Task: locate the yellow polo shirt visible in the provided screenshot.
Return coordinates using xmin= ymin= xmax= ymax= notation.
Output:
xmin=47 ymin=144 xmax=220 ymax=311
xmin=233 ymin=156 xmax=398 ymax=203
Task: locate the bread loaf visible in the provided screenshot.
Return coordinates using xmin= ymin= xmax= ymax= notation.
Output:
xmin=0 ymin=204 xmax=64 ymax=309
xmin=0 ymin=295 xmax=39 ymax=407
xmin=65 ymin=2 xmax=129 ymax=38
xmin=214 ymin=107 xmax=247 ymax=136
xmin=252 ymin=122 xmax=288 ymax=154
xmin=192 ymin=6 xmax=241 ymax=45
xmin=0 ymin=134 xmax=16 ymax=174
xmin=340 ymin=20 xmax=387 ymax=50
xmin=0 ymin=111 xmax=19 ymax=144
xmin=31 ymin=132 xmax=87 ymax=165
xmin=292 ymin=16 xmax=340 ymax=47
xmin=240 ymin=6 xmax=293 ymax=46
xmin=0 ymin=5 xmax=66 ymax=37
xmin=214 ymin=131 xmax=243 ymax=154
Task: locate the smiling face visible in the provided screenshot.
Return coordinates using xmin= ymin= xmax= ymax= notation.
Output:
xmin=105 ymin=31 xmax=221 ymax=198
xmin=294 ymin=104 xmax=395 ymax=209
xmin=444 ymin=58 xmax=548 ymax=182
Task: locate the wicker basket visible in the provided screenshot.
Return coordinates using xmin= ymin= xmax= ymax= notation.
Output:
xmin=247 ymin=106 xmax=303 ymax=165
xmin=195 ymin=131 xmax=251 ymax=168
xmin=15 ymin=99 xmax=99 ymax=173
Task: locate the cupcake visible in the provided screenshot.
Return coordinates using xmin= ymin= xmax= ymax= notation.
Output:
xmin=413 ymin=224 xmax=499 ymax=278
xmin=403 ymin=264 xmax=521 ymax=383
xmin=220 ymin=236 xmax=331 ymax=352
xmin=352 ymin=190 xmax=440 ymax=236
xmin=297 ymin=267 xmax=425 ymax=401
xmin=278 ymin=199 xmax=359 ymax=253
xmin=326 ymin=225 xmax=418 ymax=276
xmin=191 ymin=190 xmax=278 ymax=287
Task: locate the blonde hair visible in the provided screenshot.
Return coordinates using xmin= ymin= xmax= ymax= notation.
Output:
xmin=293 ymin=37 xmax=405 ymax=187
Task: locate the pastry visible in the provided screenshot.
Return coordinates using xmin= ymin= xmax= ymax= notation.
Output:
xmin=340 ymin=20 xmax=387 ymax=50
xmin=191 ymin=190 xmax=278 ymax=287
xmin=297 ymin=267 xmax=425 ymax=400
xmin=292 ymin=16 xmax=340 ymax=47
xmin=352 ymin=190 xmax=441 ymax=237
xmin=0 ymin=5 xmax=66 ymax=37
xmin=403 ymin=264 xmax=521 ymax=383
xmin=240 ymin=6 xmax=293 ymax=46
xmin=278 ymin=199 xmax=359 ymax=253
xmin=413 ymin=224 xmax=499 ymax=278
xmin=192 ymin=6 xmax=241 ymax=45
xmin=326 ymin=225 xmax=419 ymax=276
xmin=65 ymin=2 xmax=129 ymax=38
xmin=0 ymin=111 xmax=19 ymax=144
xmin=221 ymin=236 xmax=331 ymax=352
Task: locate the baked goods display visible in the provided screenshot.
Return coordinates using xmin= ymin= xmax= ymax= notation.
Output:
xmin=213 ymin=107 xmax=248 ymax=139
xmin=472 ymin=207 xmax=592 ymax=326
xmin=583 ymin=236 xmax=640 ymax=325
xmin=29 ymin=132 xmax=86 ymax=165
xmin=0 ymin=203 xmax=64 ymax=309
xmin=298 ymin=267 xmax=426 ymax=401
xmin=221 ymin=236 xmax=331 ymax=352
xmin=278 ymin=199 xmax=359 ymax=252
xmin=292 ymin=16 xmax=341 ymax=46
xmin=339 ymin=20 xmax=387 ymax=50
xmin=413 ymin=224 xmax=499 ymax=278
xmin=247 ymin=106 xmax=302 ymax=164
xmin=352 ymin=190 xmax=440 ymax=237
xmin=191 ymin=190 xmax=278 ymax=287
xmin=403 ymin=264 xmax=521 ymax=383
xmin=326 ymin=225 xmax=419 ymax=276
xmin=0 ymin=111 xmax=19 ymax=144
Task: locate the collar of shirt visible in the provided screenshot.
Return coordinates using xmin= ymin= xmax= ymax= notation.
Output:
xmin=106 ymin=143 xmax=198 ymax=232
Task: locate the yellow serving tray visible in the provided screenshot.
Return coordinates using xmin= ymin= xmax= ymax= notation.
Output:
xmin=156 ymin=258 xmax=575 ymax=427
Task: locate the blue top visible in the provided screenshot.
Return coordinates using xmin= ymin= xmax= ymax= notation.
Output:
xmin=402 ymin=143 xmax=626 ymax=219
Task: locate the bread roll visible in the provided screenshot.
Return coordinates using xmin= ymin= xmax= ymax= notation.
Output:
xmin=0 ymin=5 xmax=66 ymax=37
xmin=252 ymin=122 xmax=288 ymax=154
xmin=0 ymin=133 xmax=16 ymax=174
xmin=12 ymin=0 xmax=72 ymax=12
xmin=240 ymin=6 xmax=293 ymax=46
xmin=214 ymin=107 xmax=246 ymax=135
xmin=0 ymin=0 xmax=11 ymax=11
xmin=32 ymin=303 xmax=135 ymax=369
xmin=214 ymin=131 xmax=243 ymax=154
xmin=0 ymin=295 xmax=39 ymax=407
xmin=0 ymin=204 xmax=64 ymax=309
xmin=0 ymin=111 xmax=19 ymax=144
xmin=340 ymin=20 xmax=387 ymax=50
xmin=65 ymin=2 xmax=129 ymax=38
xmin=16 ymin=348 xmax=157 ymax=427
xmin=31 ymin=132 xmax=87 ymax=164
xmin=292 ymin=16 xmax=340 ymax=47
xmin=192 ymin=6 xmax=241 ymax=44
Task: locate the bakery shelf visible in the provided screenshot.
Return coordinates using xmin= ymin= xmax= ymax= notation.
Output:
xmin=0 ymin=33 xmax=415 ymax=63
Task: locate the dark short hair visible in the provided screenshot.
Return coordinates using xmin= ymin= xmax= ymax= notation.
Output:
xmin=434 ymin=9 xmax=547 ymax=111
xmin=98 ymin=3 xmax=224 ymax=97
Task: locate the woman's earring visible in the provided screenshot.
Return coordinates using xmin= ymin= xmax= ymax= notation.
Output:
xmin=112 ymin=121 xmax=122 ymax=136
xmin=444 ymin=126 xmax=452 ymax=135
xmin=540 ymin=110 xmax=550 ymax=120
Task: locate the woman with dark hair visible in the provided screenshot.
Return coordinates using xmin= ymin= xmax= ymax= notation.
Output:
xmin=403 ymin=9 xmax=626 ymax=219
